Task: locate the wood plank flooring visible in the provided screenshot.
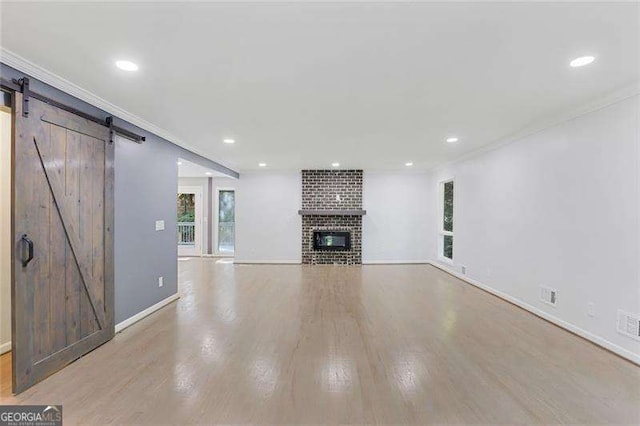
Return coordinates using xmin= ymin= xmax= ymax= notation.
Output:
xmin=0 ymin=352 xmax=11 ymax=398
xmin=0 ymin=259 xmax=638 ymax=424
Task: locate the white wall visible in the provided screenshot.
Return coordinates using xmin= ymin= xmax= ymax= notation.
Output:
xmin=431 ymin=95 xmax=640 ymax=362
xmin=0 ymin=110 xmax=11 ymax=354
xmin=234 ymin=172 xmax=302 ymax=263
xmin=363 ymin=172 xmax=434 ymax=263
xmin=234 ymin=170 xmax=436 ymax=264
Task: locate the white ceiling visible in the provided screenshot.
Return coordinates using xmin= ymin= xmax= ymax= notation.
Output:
xmin=1 ymin=2 xmax=638 ymax=172
xmin=178 ymin=158 xmax=232 ymax=179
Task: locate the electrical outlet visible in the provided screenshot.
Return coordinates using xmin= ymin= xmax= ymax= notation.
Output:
xmin=158 ymin=276 xmax=163 ymax=287
xmin=461 ymin=265 xmax=466 ymax=275
xmin=155 ymin=220 xmax=165 ymax=231
xmin=587 ymin=302 xmax=595 ymax=317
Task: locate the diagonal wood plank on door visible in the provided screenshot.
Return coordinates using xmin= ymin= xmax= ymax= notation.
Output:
xmin=31 ymin=136 xmax=106 ymax=329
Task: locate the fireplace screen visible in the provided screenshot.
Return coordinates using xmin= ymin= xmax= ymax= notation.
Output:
xmin=313 ymin=230 xmax=351 ymax=251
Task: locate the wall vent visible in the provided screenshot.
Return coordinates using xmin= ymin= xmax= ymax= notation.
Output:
xmin=540 ymin=286 xmax=558 ymax=306
xmin=617 ymin=310 xmax=640 ymax=341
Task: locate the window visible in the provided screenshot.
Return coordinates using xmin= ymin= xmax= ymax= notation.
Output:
xmin=217 ymin=190 xmax=235 ymax=254
xmin=439 ymin=179 xmax=454 ymax=261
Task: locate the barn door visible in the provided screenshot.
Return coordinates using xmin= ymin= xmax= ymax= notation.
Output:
xmin=12 ymin=92 xmax=114 ymax=393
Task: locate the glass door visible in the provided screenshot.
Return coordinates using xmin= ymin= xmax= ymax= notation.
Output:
xmin=216 ymin=189 xmax=235 ymax=254
xmin=177 ymin=186 xmax=203 ymax=256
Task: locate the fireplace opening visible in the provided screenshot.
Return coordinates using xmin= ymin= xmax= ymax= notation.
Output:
xmin=313 ymin=230 xmax=351 ymax=251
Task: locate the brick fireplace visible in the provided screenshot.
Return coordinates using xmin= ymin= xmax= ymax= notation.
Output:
xmin=299 ymin=170 xmax=364 ymax=265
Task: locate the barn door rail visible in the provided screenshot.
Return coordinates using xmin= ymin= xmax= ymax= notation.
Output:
xmin=1 ymin=76 xmax=145 ymax=143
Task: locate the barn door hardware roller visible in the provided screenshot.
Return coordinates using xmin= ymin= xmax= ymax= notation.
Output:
xmin=106 ymin=116 xmax=115 ymax=144
xmin=18 ymin=77 xmax=30 ymax=118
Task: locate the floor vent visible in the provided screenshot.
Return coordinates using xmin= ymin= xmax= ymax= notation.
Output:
xmin=540 ymin=286 xmax=558 ymax=306
xmin=617 ymin=310 xmax=640 ymax=341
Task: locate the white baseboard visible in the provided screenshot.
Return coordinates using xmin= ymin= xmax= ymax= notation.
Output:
xmin=0 ymin=341 xmax=11 ymax=355
xmin=234 ymin=260 xmax=301 ymax=264
xmin=363 ymin=260 xmax=429 ymax=265
xmin=115 ymin=293 xmax=180 ymax=334
xmin=427 ymin=261 xmax=640 ymax=366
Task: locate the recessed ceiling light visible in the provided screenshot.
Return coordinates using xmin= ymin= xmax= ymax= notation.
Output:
xmin=331 ymin=162 xmax=340 ymax=167
xmin=258 ymin=162 xmax=267 ymax=167
xmin=177 ymin=161 xmax=182 ymax=165
xmin=446 ymin=137 xmax=459 ymax=143
xmin=205 ymin=172 xmax=212 ymax=176
xmin=405 ymin=162 xmax=413 ymax=167
xmin=115 ymin=60 xmax=138 ymax=71
xmin=223 ymin=139 xmax=235 ymax=144
xmin=570 ymin=55 xmax=595 ymax=68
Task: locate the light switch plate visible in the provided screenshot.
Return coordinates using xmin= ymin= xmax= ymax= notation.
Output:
xmin=155 ymin=220 xmax=165 ymax=231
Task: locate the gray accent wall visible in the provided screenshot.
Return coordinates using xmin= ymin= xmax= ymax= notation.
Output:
xmin=114 ymin=136 xmax=179 ymax=323
xmin=1 ymin=63 xmax=238 ymax=324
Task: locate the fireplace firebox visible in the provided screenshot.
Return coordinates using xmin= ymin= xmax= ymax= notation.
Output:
xmin=313 ymin=230 xmax=351 ymax=251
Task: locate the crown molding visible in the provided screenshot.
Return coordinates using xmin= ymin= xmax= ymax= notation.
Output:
xmin=0 ymin=47 xmax=233 ymax=170
xmin=431 ymin=83 xmax=640 ymax=172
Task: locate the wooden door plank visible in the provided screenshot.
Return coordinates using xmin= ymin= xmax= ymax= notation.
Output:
xmin=41 ymin=112 xmax=111 ymax=141
xmin=30 ymin=326 xmax=108 ymax=381
xmin=12 ymin=92 xmax=36 ymax=392
xmin=90 ymin=136 xmax=105 ymax=330
xmin=78 ymin=134 xmax=98 ymax=336
xmin=33 ymin=122 xmax=52 ymax=363
xmin=49 ymin=125 xmax=68 ymax=353
xmin=64 ymin=130 xmax=82 ymax=345
xmin=32 ymin=133 xmax=106 ymax=329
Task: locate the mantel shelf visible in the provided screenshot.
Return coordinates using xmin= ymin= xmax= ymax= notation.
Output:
xmin=298 ymin=209 xmax=367 ymax=216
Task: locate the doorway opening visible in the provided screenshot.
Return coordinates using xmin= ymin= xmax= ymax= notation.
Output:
xmin=177 ymin=159 xmax=237 ymax=258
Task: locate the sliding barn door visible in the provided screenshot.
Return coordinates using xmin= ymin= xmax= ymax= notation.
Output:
xmin=12 ymin=93 xmax=114 ymax=393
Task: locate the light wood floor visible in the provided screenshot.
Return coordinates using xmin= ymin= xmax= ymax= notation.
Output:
xmin=0 ymin=259 xmax=638 ymax=424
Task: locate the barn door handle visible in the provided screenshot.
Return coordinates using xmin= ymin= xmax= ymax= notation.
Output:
xmin=20 ymin=234 xmax=34 ymax=267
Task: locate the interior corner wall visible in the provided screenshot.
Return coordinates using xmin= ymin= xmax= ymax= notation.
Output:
xmin=430 ymin=95 xmax=640 ymax=361
xmin=362 ymin=172 xmax=435 ymax=263
xmin=234 ymin=172 xmax=302 ymax=263
xmin=114 ymin=142 xmax=237 ymax=324
xmin=0 ymin=110 xmax=12 ymax=353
